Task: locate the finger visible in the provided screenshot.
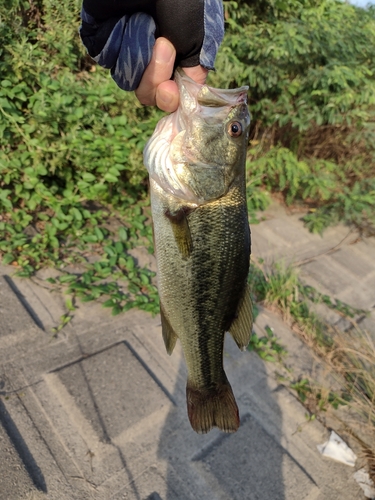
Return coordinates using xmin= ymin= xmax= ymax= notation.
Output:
xmin=155 ymin=80 xmax=179 ymax=112
xmin=156 ymin=65 xmax=209 ymax=112
xmin=183 ymin=65 xmax=208 ymax=85
xmin=135 ymin=37 xmax=176 ymax=107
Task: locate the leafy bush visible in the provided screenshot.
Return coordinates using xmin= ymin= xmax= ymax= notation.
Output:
xmin=211 ymin=0 xmax=375 ymax=233
xmin=1 ymin=0 xmax=374 ymax=283
xmin=0 ymin=0 xmax=161 ymax=274
xmin=246 ymin=147 xmax=375 ymax=233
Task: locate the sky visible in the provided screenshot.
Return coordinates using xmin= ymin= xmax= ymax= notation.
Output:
xmin=348 ymin=0 xmax=374 ymax=6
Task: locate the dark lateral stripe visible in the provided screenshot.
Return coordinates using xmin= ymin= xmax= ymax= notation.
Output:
xmin=193 ymin=199 xmax=249 ymax=387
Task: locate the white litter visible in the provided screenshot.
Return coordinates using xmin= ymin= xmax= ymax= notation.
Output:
xmin=317 ymin=431 xmax=357 ymax=466
xmin=353 ymin=468 xmax=375 ymax=499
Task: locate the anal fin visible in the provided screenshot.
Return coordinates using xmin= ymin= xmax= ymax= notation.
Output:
xmin=160 ymin=304 xmax=178 ymax=355
xmin=229 ymin=283 xmax=253 ymax=351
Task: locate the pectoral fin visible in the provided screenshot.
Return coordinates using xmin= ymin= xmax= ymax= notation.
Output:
xmin=229 ymin=284 xmax=253 ymax=351
xmin=160 ymin=304 xmax=178 ymax=355
xmin=165 ymin=207 xmax=193 ymax=260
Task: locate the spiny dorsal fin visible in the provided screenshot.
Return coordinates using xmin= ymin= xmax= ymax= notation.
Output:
xmin=229 ymin=283 xmax=253 ymax=351
xmin=160 ymin=304 xmax=178 ymax=355
xmin=164 ymin=207 xmax=193 ymax=260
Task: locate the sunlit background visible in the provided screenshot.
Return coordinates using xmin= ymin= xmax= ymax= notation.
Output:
xmin=348 ymin=0 xmax=374 ymax=6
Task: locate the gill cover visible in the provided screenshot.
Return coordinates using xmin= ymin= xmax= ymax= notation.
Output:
xmin=143 ymin=69 xmax=250 ymax=205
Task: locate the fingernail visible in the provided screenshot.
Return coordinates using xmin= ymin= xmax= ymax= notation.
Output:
xmin=159 ymin=91 xmax=174 ymax=105
xmin=155 ymin=39 xmax=175 ymax=64
xmin=157 ymin=89 xmax=179 ymax=112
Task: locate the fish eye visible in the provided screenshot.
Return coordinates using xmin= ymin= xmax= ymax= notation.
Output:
xmin=228 ymin=121 xmax=242 ymax=137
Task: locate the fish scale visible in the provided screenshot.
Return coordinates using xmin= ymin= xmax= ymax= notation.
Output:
xmin=144 ymin=69 xmax=253 ymax=433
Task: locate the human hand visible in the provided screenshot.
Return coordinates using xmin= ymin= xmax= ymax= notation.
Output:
xmin=80 ymin=0 xmax=224 ymax=112
xmin=135 ymin=37 xmax=208 ymax=113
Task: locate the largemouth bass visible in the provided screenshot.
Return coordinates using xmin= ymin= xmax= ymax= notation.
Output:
xmin=144 ymin=69 xmax=252 ymax=434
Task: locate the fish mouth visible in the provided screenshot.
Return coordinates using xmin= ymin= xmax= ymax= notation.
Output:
xmin=174 ymin=69 xmax=249 ymax=137
xmin=175 ymin=68 xmax=249 ymax=110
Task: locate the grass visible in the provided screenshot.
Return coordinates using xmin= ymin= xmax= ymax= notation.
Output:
xmin=247 ymin=326 xmax=287 ymax=362
xmin=247 ymin=260 xmax=375 ymax=454
xmin=6 ymin=197 xmax=162 ymax=333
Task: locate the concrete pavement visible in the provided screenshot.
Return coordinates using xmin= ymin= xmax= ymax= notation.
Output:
xmin=1 ymin=201 xmax=374 ymax=499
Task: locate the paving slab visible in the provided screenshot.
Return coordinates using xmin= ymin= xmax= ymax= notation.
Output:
xmin=0 ymin=275 xmax=39 ymax=338
xmin=1 ymin=201 xmax=373 ymax=499
xmin=251 ymin=202 xmax=375 ymax=327
xmin=0 ymin=401 xmax=39 ymax=500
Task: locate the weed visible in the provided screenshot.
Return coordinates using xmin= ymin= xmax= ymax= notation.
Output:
xmin=247 ymin=326 xmax=287 ymax=362
xmin=249 ymin=260 xmax=375 ymax=436
xmin=290 ymin=378 xmax=349 ymax=414
xmin=44 ymin=212 xmax=160 ymax=330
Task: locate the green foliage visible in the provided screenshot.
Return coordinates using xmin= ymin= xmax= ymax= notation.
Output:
xmin=290 ymin=378 xmax=349 ymax=413
xmin=214 ymin=0 xmax=375 ymax=234
xmin=246 ymin=147 xmax=375 ymax=233
xmin=0 ymin=0 xmax=161 ymax=275
xmin=50 ymin=239 xmax=160 ymax=317
xmin=0 ymin=0 xmax=161 ymax=323
xmin=217 ymin=0 xmax=375 ymax=128
xmin=1 ymin=0 xmax=375 ymax=323
xmin=42 ymin=202 xmax=160 ymax=320
xmin=247 ymin=326 xmax=287 ymax=362
xmin=248 ymin=260 xmax=373 ymax=423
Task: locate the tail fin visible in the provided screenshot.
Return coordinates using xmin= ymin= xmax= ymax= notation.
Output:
xmin=186 ymin=382 xmax=239 ymax=434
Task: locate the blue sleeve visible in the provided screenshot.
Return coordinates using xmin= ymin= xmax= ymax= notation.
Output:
xmin=80 ymin=0 xmax=224 ymax=91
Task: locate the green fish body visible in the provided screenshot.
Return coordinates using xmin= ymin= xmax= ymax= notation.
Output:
xmin=144 ymin=70 xmax=252 ymax=433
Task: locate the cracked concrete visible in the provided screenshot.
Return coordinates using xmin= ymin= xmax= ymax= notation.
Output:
xmin=1 ymin=202 xmax=374 ymax=499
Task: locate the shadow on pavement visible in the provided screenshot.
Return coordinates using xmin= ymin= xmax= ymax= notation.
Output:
xmin=157 ymin=353 xmax=287 ymax=500
xmin=0 ymin=397 xmax=47 ymax=492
